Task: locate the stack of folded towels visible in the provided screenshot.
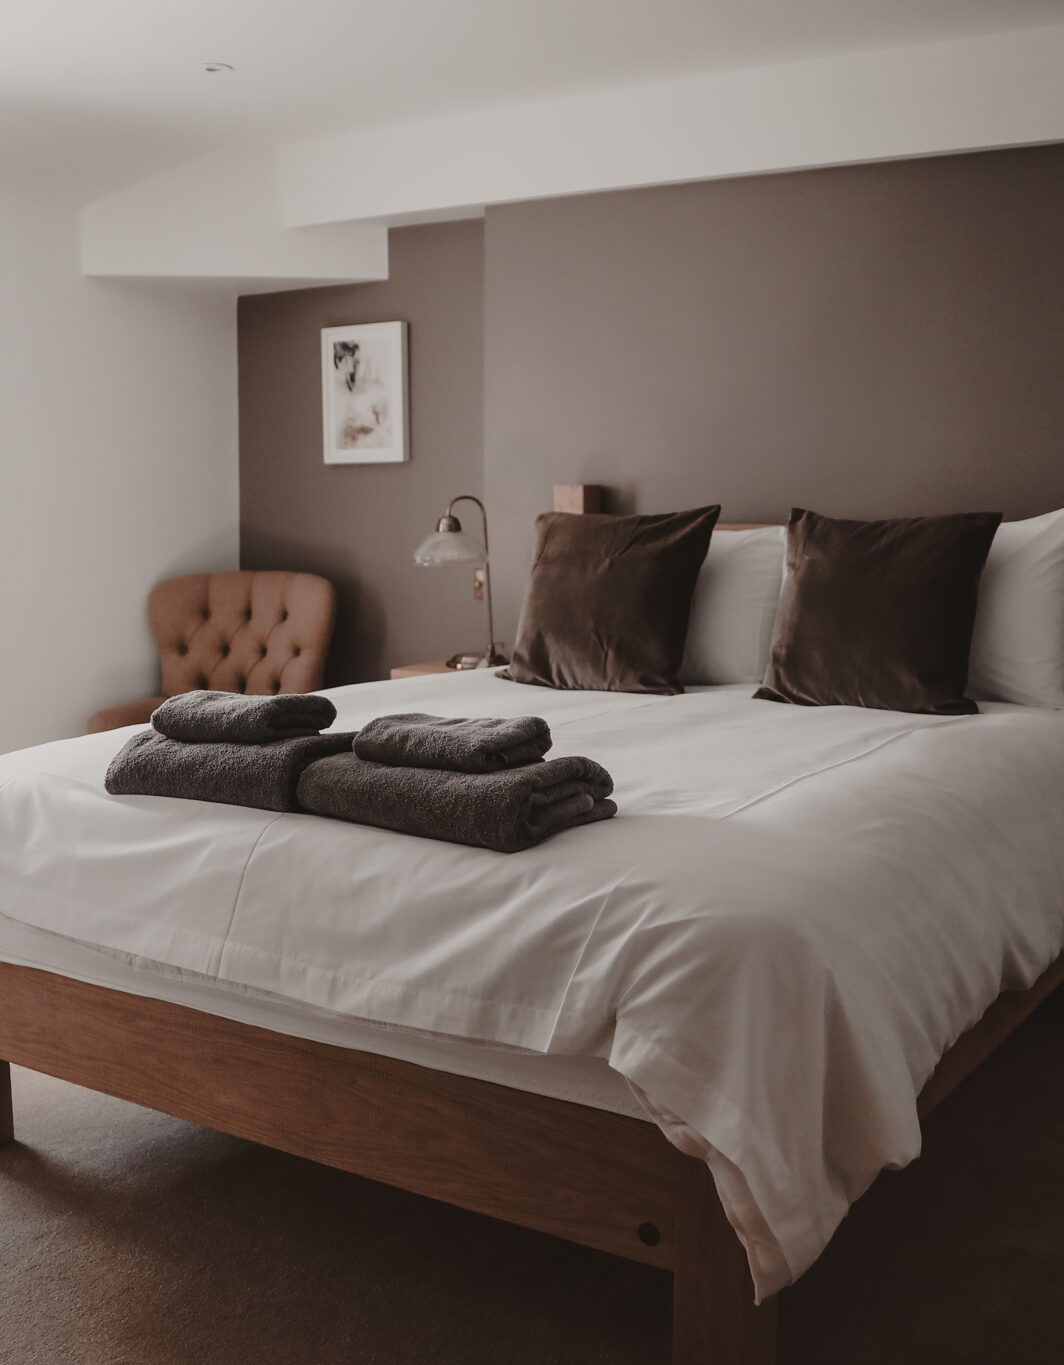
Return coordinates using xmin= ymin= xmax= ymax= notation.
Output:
xmin=105 ymin=693 xmax=616 ymax=852
xmin=301 ymin=711 xmax=616 ymax=852
xmin=105 ymin=690 xmax=354 ymax=813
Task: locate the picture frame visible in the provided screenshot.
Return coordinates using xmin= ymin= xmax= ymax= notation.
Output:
xmin=321 ymin=321 xmax=409 ymax=464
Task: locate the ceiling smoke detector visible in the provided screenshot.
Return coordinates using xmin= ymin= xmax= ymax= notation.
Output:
xmin=200 ymin=62 xmax=233 ymax=74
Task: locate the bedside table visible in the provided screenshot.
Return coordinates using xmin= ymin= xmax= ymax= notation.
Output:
xmin=389 ymin=659 xmax=455 ymax=679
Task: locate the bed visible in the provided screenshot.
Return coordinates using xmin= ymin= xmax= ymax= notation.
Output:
xmin=3 ymin=649 xmax=1064 ymax=1363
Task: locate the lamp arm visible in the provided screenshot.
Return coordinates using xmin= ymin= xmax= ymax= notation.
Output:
xmin=446 ymin=495 xmax=504 ymax=665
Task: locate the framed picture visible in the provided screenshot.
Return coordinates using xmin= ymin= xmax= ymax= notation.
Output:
xmin=321 ymin=321 xmax=409 ymax=464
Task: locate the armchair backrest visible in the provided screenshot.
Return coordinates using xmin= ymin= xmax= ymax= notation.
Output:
xmin=150 ymin=570 xmax=336 ymax=698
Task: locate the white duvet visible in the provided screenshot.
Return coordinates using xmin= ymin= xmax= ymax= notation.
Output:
xmin=2 ymin=671 xmax=1064 ymax=1300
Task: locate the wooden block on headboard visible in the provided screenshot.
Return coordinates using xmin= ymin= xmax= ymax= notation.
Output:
xmin=553 ymin=484 xmax=604 ymax=514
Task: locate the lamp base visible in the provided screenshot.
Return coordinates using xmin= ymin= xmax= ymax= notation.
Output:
xmin=447 ymin=650 xmax=510 ymax=670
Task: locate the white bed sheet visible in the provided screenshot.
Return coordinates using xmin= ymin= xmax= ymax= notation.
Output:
xmin=2 ymin=672 xmax=1064 ymax=1300
xmin=0 ymin=913 xmax=646 ymax=1119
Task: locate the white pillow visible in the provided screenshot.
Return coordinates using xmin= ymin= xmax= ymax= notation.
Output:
xmin=968 ymin=507 xmax=1064 ymax=708
xmin=681 ymin=526 xmax=785 ymax=685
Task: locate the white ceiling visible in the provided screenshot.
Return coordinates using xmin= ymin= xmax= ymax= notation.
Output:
xmin=1 ymin=0 xmax=1062 ymax=202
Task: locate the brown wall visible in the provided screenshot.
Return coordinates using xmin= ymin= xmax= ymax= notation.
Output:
xmin=484 ymin=145 xmax=1064 ymax=636
xmin=239 ymin=219 xmax=485 ymax=684
xmin=239 ymin=144 xmax=1064 ymax=675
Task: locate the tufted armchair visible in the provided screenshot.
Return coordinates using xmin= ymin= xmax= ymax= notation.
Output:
xmin=87 ymin=570 xmax=336 ymax=734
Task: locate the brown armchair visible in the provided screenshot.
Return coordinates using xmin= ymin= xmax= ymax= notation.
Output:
xmin=88 ymin=570 xmax=337 ymax=734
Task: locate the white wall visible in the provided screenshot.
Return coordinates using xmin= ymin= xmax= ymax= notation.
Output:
xmin=278 ymin=22 xmax=1064 ymax=228
xmin=0 ymin=187 xmax=239 ymax=754
xmin=82 ymin=144 xmax=390 ymax=290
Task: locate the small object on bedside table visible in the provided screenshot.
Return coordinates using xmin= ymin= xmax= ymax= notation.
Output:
xmin=413 ymin=494 xmax=508 ymax=668
xmin=553 ymin=483 xmax=604 ymax=514
xmin=389 ymin=660 xmax=455 ymax=679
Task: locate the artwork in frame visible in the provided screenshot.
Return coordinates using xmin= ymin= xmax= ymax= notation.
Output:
xmin=321 ymin=321 xmax=409 ymax=464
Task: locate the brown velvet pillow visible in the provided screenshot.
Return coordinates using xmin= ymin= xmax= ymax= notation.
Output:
xmin=501 ymin=506 xmax=721 ymax=695
xmin=754 ymin=507 xmax=1002 ymax=714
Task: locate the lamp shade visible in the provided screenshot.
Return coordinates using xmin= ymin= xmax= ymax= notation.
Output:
xmin=414 ymin=527 xmax=487 ymax=567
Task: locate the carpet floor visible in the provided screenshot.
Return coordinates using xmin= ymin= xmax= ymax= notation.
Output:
xmin=3 ymin=989 xmax=1064 ymax=1364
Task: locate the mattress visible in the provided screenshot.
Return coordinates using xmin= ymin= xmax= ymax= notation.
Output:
xmin=3 ymin=670 xmax=1064 ymax=1300
xmin=0 ymin=912 xmax=647 ymax=1120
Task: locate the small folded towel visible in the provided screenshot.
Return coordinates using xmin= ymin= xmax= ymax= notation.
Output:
xmin=151 ymin=690 xmax=337 ymax=745
xmin=106 ymin=730 xmax=355 ymax=813
xmin=297 ymin=753 xmax=616 ymax=853
xmin=352 ymin=712 xmax=551 ymax=773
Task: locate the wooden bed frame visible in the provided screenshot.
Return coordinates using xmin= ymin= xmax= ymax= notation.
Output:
xmin=3 ymin=952 xmax=1063 ymax=1364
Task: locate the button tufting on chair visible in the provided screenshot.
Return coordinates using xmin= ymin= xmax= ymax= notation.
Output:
xmin=86 ymin=570 xmax=337 ymax=733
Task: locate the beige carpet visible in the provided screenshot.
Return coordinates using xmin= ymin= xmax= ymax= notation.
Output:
xmin=3 ymin=989 xmax=1064 ymax=1364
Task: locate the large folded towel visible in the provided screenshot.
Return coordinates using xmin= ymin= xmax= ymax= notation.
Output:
xmin=106 ymin=730 xmax=354 ymax=812
xmin=151 ymin=690 xmax=337 ymax=744
xmin=297 ymin=753 xmax=616 ymax=853
xmin=352 ymin=712 xmax=551 ymax=773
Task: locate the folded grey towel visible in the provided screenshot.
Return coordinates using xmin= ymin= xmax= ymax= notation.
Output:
xmin=151 ymin=690 xmax=337 ymax=744
xmin=352 ymin=712 xmax=551 ymax=773
xmin=106 ymin=730 xmax=355 ymax=813
xmin=297 ymin=753 xmax=616 ymax=853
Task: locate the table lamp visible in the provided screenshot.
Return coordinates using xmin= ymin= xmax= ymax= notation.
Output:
xmin=414 ymin=494 xmax=508 ymax=668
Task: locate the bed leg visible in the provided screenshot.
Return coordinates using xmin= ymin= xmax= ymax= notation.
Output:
xmin=0 ymin=1062 xmax=13 ymax=1145
xmin=672 ymin=1155 xmax=777 ymax=1365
